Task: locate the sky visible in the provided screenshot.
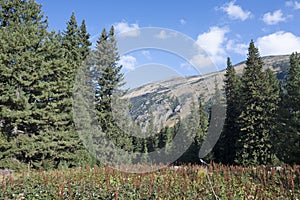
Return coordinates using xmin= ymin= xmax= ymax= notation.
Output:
xmin=36 ymin=0 xmax=300 ymax=88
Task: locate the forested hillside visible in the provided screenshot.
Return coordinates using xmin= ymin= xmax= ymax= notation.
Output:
xmin=0 ymin=0 xmax=299 ymax=171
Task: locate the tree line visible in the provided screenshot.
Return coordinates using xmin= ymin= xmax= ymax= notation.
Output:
xmin=0 ymin=0 xmax=299 ymax=170
xmin=213 ymin=41 xmax=300 ymax=166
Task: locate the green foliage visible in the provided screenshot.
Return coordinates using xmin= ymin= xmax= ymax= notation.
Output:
xmin=0 ymin=0 xmax=52 ymax=168
xmin=177 ymin=100 xmax=208 ymax=164
xmin=93 ymin=27 xmax=124 ymax=132
xmin=0 ymin=0 xmax=93 ymax=170
xmin=235 ymin=41 xmax=280 ymax=166
xmin=0 ymin=0 xmax=298 ymax=171
xmin=276 ymin=52 xmax=300 ymax=164
xmin=213 ymin=57 xmax=241 ymax=164
xmin=0 ymin=164 xmax=299 ymax=199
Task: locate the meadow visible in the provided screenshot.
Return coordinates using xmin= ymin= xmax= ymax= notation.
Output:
xmin=1 ymin=163 xmax=299 ymax=199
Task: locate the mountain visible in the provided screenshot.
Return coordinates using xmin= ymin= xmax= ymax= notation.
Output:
xmin=124 ymin=55 xmax=291 ymax=128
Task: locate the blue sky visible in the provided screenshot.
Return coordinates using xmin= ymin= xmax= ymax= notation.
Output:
xmin=36 ymin=0 xmax=300 ymax=88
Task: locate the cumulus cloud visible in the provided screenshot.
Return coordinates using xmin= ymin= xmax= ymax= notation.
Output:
xmin=219 ymin=1 xmax=252 ymax=21
xmin=118 ymin=55 xmax=137 ymax=70
xmin=196 ymin=26 xmax=229 ymax=65
xmin=226 ymin=40 xmax=248 ymax=55
xmin=285 ymin=1 xmax=300 ymax=9
xmin=114 ymin=22 xmax=140 ymax=37
xmin=189 ymin=54 xmax=217 ymax=73
xmin=262 ymin=10 xmax=288 ymax=25
xmin=256 ymin=31 xmax=300 ymax=56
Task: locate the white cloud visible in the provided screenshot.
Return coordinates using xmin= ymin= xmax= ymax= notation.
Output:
xmin=226 ymin=40 xmax=248 ymax=55
xmin=180 ymin=19 xmax=186 ymax=25
xmin=219 ymin=1 xmax=252 ymax=21
xmin=114 ymin=22 xmax=140 ymax=37
xmin=256 ymin=31 xmax=300 ymax=56
xmin=262 ymin=10 xmax=287 ymax=25
xmin=189 ymin=54 xmax=216 ymax=72
xmin=294 ymin=1 xmax=300 ymax=8
xmin=286 ymin=1 xmax=300 ymax=9
xmin=118 ymin=55 xmax=137 ymax=70
xmin=196 ymin=26 xmax=229 ymax=65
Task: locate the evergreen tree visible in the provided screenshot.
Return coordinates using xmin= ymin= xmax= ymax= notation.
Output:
xmin=145 ymin=111 xmax=158 ymax=153
xmin=235 ymin=40 xmax=279 ymax=166
xmin=263 ymin=69 xmax=280 ymax=163
xmin=37 ymin=13 xmax=93 ymax=168
xmin=60 ymin=12 xmax=91 ymax=128
xmin=93 ymin=27 xmax=124 ymax=133
xmin=79 ymin=20 xmax=92 ymax=59
xmin=276 ymin=52 xmax=300 ymax=164
xmin=0 ymin=0 xmax=53 ymax=169
xmin=163 ymin=126 xmax=173 ymax=155
xmin=213 ymin=76 xmax=222 ymax=105
xmin=177 ymin=100 xmax=208 ymax=164
xmin=89 ymin=26 xmax=135 ymax=164
xmin=213 ymin=57 xmax=241 ymax=164
xmin=0 ymin=1 xmax=93 ymax=169
xmin=195 ymin=101 xmax=208 ymax=147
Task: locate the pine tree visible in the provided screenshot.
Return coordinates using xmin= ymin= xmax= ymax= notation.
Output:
xmin=35 ymin=13 xmax=93 ymax=169
xmin=195 ymin=101 xmax=208 ymax=147
xmin=176 ymin=99 xmax=208 ymax=164
xmin=79 ymin=20 xmax=92 ymax=59
xmin=0 ymin=0 xmax=52 ymax=169
xmin=0 ymin=1 xmax=93 ymax=169
xmin=263 ymin=69 xmax=280 ymax=162
xmin=235 ymin=40 xmax=279 ymax=166
xmin=163 ymin=126 xmax=173 ymax=155
xmin=276 ymin=52 xmax=300 ymax=164
xmin=60 ymin=12 xmax=91 ymax=128
xmin=89 ymin=26 xmax=136 ymax=164
xmin=145 ymin=111 xmax=158 ymax=153
xmin=93 ymin=27 xmax=124 ymax=133
xmin=213 ymin=57 xmax=241 ymax=164
xmin=48 ymin=12 xmax=94 ymax=168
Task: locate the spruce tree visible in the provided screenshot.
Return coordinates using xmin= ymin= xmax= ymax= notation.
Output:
xmin=235 ymin=40 xmax=279 ymax=166
xmin=163 ymin=126 xmax=173 ymax=155
xmin=0 ymin=1 xmax=93 ymax=169
xmin=276 ymin=52 xmax=300 ymax=164
xmin=79 ymin=20 xmax=92 ymax=59
xmin=35 ymin=13 xmax=93 ymax=169
xmin=213 ymin=57 xmax=241 ymax=164
xmin=176 ymin=100 xmax=208 ymax=164
xmin=0 ymin=0 xmax=52 ymax=169
xmin=88 ymin=26 xmax=135 ymax=164
xmin=93 ymin=27 xmax=124 ymax=133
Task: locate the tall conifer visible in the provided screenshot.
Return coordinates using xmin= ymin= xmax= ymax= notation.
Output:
xmin=235 ymin=41 xmax=279 ymax=166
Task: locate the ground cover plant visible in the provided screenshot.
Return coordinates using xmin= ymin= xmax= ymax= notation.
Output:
xmin=1 ymin=163 xmax=299 ymax=199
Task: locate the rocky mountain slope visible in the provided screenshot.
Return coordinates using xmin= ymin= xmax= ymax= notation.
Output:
xmin=124 ymin=55 xmax=291 ymax=128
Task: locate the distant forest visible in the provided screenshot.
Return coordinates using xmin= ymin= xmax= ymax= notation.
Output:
xmin=0 ymin=0 xmax=299 ymax=170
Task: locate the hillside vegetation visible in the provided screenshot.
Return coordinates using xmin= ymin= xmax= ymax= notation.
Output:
xmin=0 ymin=0 xmax=299 ymax=170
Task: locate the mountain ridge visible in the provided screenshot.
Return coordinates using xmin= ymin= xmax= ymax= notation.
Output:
xmin=124 ymin=55 xmax=291 ymax=128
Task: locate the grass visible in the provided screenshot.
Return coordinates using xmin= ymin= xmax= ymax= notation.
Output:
xmin=1 ymin=163 xmax=299 ymax=199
